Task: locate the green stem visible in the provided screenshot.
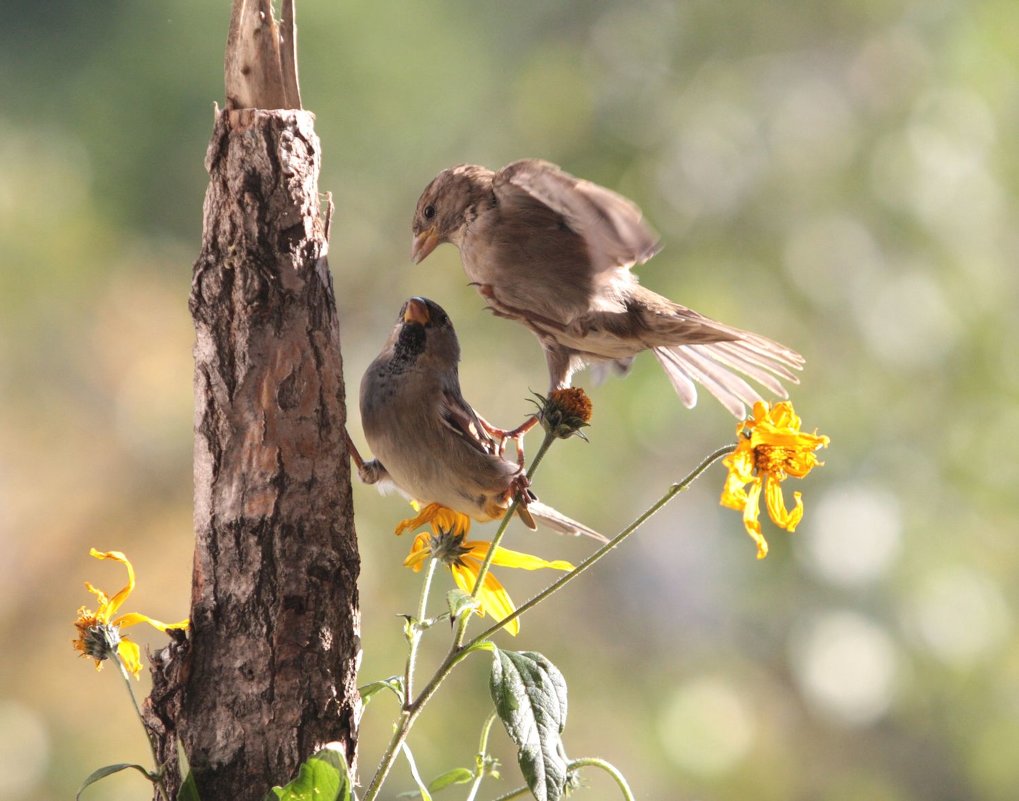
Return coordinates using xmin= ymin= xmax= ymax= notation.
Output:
xmin=453 ymin=429 xmax=557 ymax=647
xmin=362 ymin=443 xmax=734 ymax=801
xmin=361 ymin=645 xmax=479 ymax=801
xmin=405 ymin=558 xmax=438 ymax=704
xmin=467 ymin=444 xmax=735 ymax=646
xmin=464 ymin=713 xmax=499 ymax=801
xmin=568 ymin=757 xmax=635 ymax=801
xmin=114 ymin=653 xmax=170 ymax=801
xmin=485 ymin=787 xmax=530 ymax=801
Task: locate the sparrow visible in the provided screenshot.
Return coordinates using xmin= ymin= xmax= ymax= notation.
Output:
xmin=349 ymin=296 xmax=604 ymax=541
xmin=411 ymin=159 xmax=804 ymax=419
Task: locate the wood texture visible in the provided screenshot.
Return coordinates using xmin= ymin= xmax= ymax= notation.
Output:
xmin=146 ymin=107 xmax=360 ymax=800
xmin=225 ymin=0 xmax=302 ymax=110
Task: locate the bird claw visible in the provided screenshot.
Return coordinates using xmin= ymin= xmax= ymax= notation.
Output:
xmin=509 ymin=473 xmax=538 ymax=530
xmin=477 ymin=415 xmax=539 ymax=468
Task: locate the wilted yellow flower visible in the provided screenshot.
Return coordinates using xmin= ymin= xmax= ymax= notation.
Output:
xmin=403 ymin=516 xmax=573 ymax=636
xmin=720 ymin=401 xmax=829 ymax=559
xmin=73 ymin=549 xmax=189 ymax=678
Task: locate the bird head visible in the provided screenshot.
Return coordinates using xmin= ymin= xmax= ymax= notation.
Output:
xmin=389 ymin=296 xmax=461 ymax=369
xmin=411 ymin=164 xmax=492 ymax=263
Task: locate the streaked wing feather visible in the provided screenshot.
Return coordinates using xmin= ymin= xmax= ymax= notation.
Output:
xmin=439 ymin=390 xmax=497 ymax=456
xmin=496 ymin=159 xmax=661 ymax=272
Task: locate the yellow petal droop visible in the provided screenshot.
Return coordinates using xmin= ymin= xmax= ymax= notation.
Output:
xmin=73 ymin=549 xmax=189 ymax=677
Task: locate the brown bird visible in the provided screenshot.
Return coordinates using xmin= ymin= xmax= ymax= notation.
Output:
xmin=411 ymin=159 xmax=803 ymax=418
xmin=349 ymin=296 xmax=604 ymax=541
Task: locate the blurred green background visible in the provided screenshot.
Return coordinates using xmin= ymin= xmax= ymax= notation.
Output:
xmin=3 ymin=1 xmax=1018 ymax=799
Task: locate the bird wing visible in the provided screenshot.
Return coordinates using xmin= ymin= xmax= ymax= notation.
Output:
xmin=439 ymin=388 xmax=498 ymax=456
xmin=495 ymin=159 xmax=661 ymax=273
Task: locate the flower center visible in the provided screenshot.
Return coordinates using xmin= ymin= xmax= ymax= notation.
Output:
xmin=428 ymin=530 xmax=474 ymax=567
xmin=753 ymin=444 xmax=793 ymax=475
xmin=78 ymin=620 xmax=121 ymax=661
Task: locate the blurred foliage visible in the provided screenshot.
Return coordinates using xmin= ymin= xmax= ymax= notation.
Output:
xmin=2 ymin=1 xmax=1018 ymax=800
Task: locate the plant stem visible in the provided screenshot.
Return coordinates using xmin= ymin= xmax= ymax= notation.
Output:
xmin=467 ymin=444 xmax=734 ymax=646
xmin=114 ymin=653 xmax=170 ymax=801
xmin=361 ymin=645 xmax=478 ymax=801
xmin=464 ymin=713 xmax=499 ymax=801
xmin=485 ymin=787 xmax=530 ymax=801
xmin=568 ymin=757 xmax=635 ymax=801
xmin=405 ymin=558 xmax=438 ymax=704
xmin=453 ymin=429 xmax=557 ymax=647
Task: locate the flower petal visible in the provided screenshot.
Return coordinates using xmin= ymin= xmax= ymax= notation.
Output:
xmin=403 ymin=532 xmax=433 ymax=572
xmin=742 ymin=480 xmax=769 ymax=559
xmin=116 ymin=638 xmax=143 ymax=678
xmin=83 ymin=583 xmax=112 ymax=622
xmin=467 ymin=541 xmax=573 ymax=572
xmin=765 ymin=477 xmax=805 ymax=532
xmin=89 ymin=549 xmax=135 ymax=618
xmin=114 ymin=612 xmax=189 ymax=632
xmin=453 ymin=563 xmax=520 ymax=636
xmin=395 ymin=503 xmax=472 ymax=537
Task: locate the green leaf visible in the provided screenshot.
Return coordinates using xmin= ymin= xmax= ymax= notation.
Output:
xmin=447 ymin=588 xmax=479 ymax=623
xmin=428 ymin=767 xmax=475 ymax=792
xmin=178 ymin=769 xmax=201 ymax=801
xmin=268 ymin=742 xmax=351 ymax=801
xmin=396 ymin=765 xmax=475 ymax=798
xmin=176 ymin=739 xmax=201 ymax=801
xmin=489 ymin=648 xmax=569 ymax=801
xmin=76 ymin=763 xmax=156 ymax=799
xmin=359 ymin=675 xmax=406 ymax=707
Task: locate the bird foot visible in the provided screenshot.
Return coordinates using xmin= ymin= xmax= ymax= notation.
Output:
xmin=478 ymin=415 xmax=539 ymax=467
xmin=509 ymin=473 xmax=538 ymax=530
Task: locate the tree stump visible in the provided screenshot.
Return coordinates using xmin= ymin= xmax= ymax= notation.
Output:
xmin=144 ymin=3 xmax=360 ymax=797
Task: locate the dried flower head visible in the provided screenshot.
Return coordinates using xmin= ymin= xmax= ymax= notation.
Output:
xmin=532 ymin=387 xmax=593 ymax=439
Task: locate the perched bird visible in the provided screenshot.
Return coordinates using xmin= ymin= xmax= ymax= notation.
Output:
xmin=350 ymin=296 xmax=603 ymax=541
xmin=411 ymin=159 xmax=803 ymax=418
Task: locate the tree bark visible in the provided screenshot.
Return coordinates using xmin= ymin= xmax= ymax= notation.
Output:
xmin=145 ymin=106 xmax=360 ymax=800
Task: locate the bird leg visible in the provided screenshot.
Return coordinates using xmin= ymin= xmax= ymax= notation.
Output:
xmin=344 ymin=427 xmax=388 ymax=485
xmin=476 ymin=414 xmax=539 ymax=468
xmin=344 ymin=427 xmax=365 ymax=469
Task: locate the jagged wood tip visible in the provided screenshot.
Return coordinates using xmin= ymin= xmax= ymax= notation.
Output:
xmin=225 ymin=0 xmax=302 ymax=110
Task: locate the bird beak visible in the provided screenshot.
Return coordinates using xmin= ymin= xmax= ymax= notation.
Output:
xmin=411 ymin=227 xmax=440 ymax=264
xmin=403 ymin=297 xmax=430 ymax=326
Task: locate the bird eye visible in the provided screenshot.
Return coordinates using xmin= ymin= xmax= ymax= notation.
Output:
xmin=423 ymin=204 xmax=436 ymax=221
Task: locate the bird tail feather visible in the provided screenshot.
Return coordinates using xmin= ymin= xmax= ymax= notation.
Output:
xmin=525 ymin=500 xmax=607 ymax=542
xmin=653 ymin=335 xmax=804 ymax=418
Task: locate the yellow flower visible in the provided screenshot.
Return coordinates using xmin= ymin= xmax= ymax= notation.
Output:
xmin=395 ymin=502 xmax=471 ymax=538
xmin=402 ymin=514 xmax=573 ymax=636
xmin=73 ymin=549 xmax=189 ymax=678
xmin=720 ymin=401 xmax=830 ymax=559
